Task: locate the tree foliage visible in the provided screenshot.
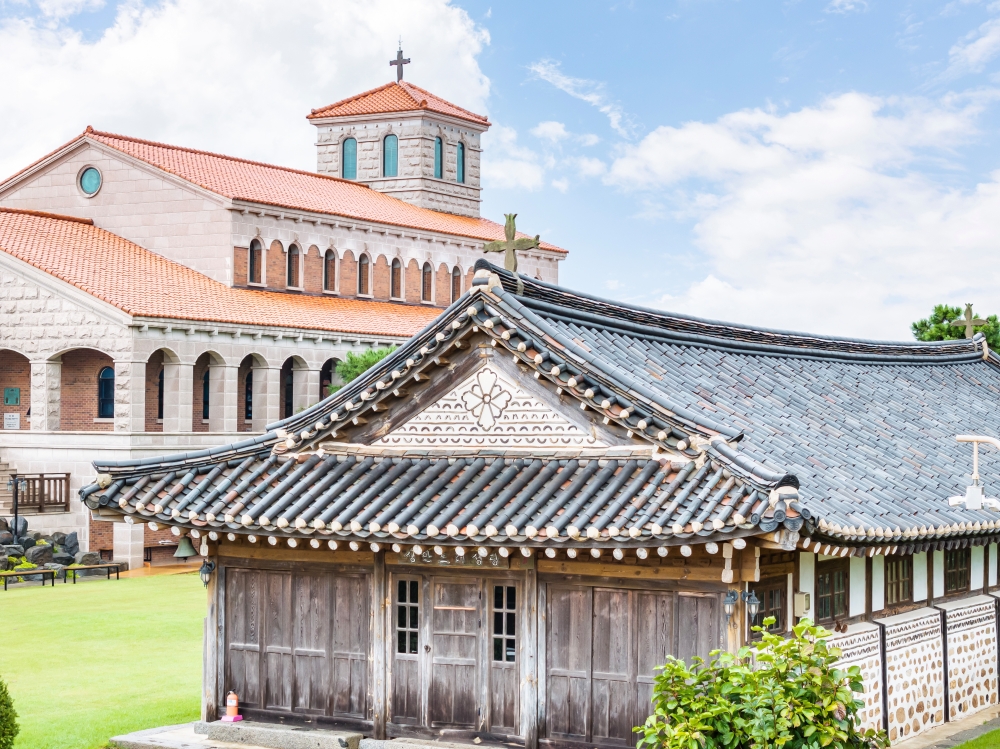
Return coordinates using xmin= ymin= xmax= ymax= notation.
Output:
xmin=636 ymin=618 xmax=888 ymax=749
xmin=328 ymin=347 xmax=397 ymax=394
xmin=0 ymin=674 xmax=18 ymax=749
xmin=911 ymin=304 xmax=1000 ymax=350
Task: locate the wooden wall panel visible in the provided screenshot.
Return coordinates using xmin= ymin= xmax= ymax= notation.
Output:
xmin=292 ymin=572 xmax=331 ymax=715
xmin=676 ymin=595 xmax=720 ymax=665
xmin=263 ymin=572 xmax=294 ymax=711
xmin=428 ymin=578 xmax=480 ymax=728
xmin=591 ymin=589 xmax=634 ymax=745
xmin=636 ymin=592 xmax=674 ymax=722
xmin=225 ymin=569 xmax=262 ymax=708
xmin=545 ymin=587 xmax=593 ymax=741
xmin=332 ymin=574 xmax=370 ymax=718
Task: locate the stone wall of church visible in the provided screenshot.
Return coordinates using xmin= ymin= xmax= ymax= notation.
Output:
xmin=0 ymin=143 xmax=234 ymax=285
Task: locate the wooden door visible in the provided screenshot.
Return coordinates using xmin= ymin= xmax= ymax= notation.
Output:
xmin=676 ymin=594 xmax=720 ymax=665
xmin=391 ymin=577 xmax=422 ymax=724
xmin=331 ymin=573 xmax=370 ymax=719
xmin=489 ymin=582 xmax=519 ymax=734
xmin=545 ymin=586 xmax=593 ymax=741
xmin=225 ymin=569 xmax=262 ymax=709
xmin=428 ymin=577 xmax=481 ymax=728
xmin=292 ymin=572 xmax=330 ymax=715
xmin=263 ymin=572 xmax=294 ymax=711
xmin=591 ymin=588 xmax=634 ymax=745
xmin=635 ymin=592 xmax=675 ymax=723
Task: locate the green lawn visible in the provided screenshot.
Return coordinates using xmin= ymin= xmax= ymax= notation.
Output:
xmin=957 ymin=728 xmax=1000 ymax=748
xmin=0 ymin=572 xmax=205 ymax=749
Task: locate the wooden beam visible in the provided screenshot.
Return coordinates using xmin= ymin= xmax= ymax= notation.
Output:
xmin=522 ymin=565 xmax=539 ymax=749
xmin=218 ymin=544 xmax=373 ymax=566
xmin=202 ymin=548 xmax=220 ymax=722
xmin=537 ymin=559 xmax=728 ymax=582
xmin=370 ymin=551 xmax=387 ymax=739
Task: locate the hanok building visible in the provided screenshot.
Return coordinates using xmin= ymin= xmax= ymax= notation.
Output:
xmin=0 ymin=70 xmax=562 ymax=566
xmin=84 ymin=263 xmax=1000 ymax=746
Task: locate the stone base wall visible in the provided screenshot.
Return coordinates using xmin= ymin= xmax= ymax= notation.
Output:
xmin=940 ymin=596 xmax=998 ymax=721
xmin=830 ymin=623 xmax=883 ymax=731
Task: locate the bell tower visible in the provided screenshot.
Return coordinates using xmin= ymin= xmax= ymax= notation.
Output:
xmin=308 ymin=52 xmax=490 ymax=218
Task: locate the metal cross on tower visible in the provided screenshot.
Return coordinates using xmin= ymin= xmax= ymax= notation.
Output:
xmin=390 ymin=45 xmax=410 ymax=82
xmin=951 ymin=303 xmax=986 ymax=339
xmin=483 ymin=214 xmax=540 ymax=273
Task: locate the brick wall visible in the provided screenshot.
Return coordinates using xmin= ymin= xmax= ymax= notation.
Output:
xmin=0 ymin=350 xmax=30 ymax=430
xmin=405 ymin=259 xmax=421 ymax=304
xmin=144 ymin=349 xmax=164 ymax=432
xmin=436 ymin=263 xmax=451 ymax=307
xmin=192 ymin=355 xmax=210 ymax=432
xmin=89 ymin=516 xmax=114 ymax=553
xmin=60 ymin=349 xmax=114 ymax=431
xmin=373 ymin=255 xmax=390 ymax=300
xmin=266 ymin=240 xmax=285 ymax=290
xmin=303 ymin=246 xmax=323 ymax=293
xmin=341 ymin=251 xmax=357 ymax=299
xmin=233 ymin=246 xmax=248 ymax=287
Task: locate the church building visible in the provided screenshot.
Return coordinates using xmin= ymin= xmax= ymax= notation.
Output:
xmin=85 ymin=262 xmax=1000 ymax=746
xmin=0 ymin=66 xmax=563 ymax=568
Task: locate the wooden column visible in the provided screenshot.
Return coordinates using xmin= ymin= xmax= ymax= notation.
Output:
xmin=370 ymin=551 xmax=388 ymax=739
xmin=521 ymin=566 xmax=539 ymax=749
xmin=202 ymin=547 xmax=220 ymax=721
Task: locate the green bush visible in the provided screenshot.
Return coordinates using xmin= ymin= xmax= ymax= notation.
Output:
xmin=637 ymin=618 xmax=889 ymax=749
xmin=0 ymin=674 xmax=18 ymax=749
xmin=328 ymin=347 xmax=398 ymax=394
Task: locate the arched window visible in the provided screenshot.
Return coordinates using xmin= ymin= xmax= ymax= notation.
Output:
xmin=157 ymin=368 xmax=164 ymax=420
xmin=248 ymin=238 xmax=262 ymax=284
xmin=287 ymin=244 xmax=301 ymax=288
xmin=451 ymin=266 xmax=462 ymax=303
xmin=244 ymin=369 xmax=253 ymax=421
xmin=202 ymin=369 xmax=210 ymax=420
xmin=281 ymin=362 xmax=294 ymax=419
xmin=456 ymin=142 xmax=465 ymax=184
xmin=342 ymin=138 xmax=357 ymax=180
xmin=323 ymin=250 xmax=336 ymax=292
xmin=383 ymin=134 xmax=398 ymax=177
xmin=390 ymin=258 xmax=402 ymax=298
xmin=358 ymin=254 xmax=371 ymax=295
xmin=434 ymin=137 xmax=442 ymax=179
xmin=97 ymin=366 xmax=114 ymax=419
xmin=421 ymin=262 xmax=433 ymax=302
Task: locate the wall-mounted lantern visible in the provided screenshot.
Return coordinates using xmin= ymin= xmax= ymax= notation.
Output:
xmin=724 ymin=589 xmax=761 ymax=628
xmin=199 ymin=559 xmax=216 ymax=587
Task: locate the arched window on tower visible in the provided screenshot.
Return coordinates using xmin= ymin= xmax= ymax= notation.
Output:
xmin=202 ymin=369 xmax=210 ymax=420
xmin=342 ymin=138 xmax=357 ymax=180
xmin=244 ymin=369 xmax=253 ymax=421
xmin=323 ymin=250 xmax=336 ymax=292
xmin=434 ymin=137 xmax=443 ymax=179
xmin=98 ymin=366 xmax=114 ymax=419
xmin=421 ymin=262 xmax=433 ymax=302
xmin=456 ymin=142 xmax=465 ymax=184
xmin=390 ymin=258 xmax=402 ymax=298
xmin=358 ymin=254 xmax=371 ymax=295
xmin=287 ymin=244 xmax=301 ymax=288
xmin=157 ymin=368 xmax=164 ymax=420
xmin=383 ymin=134 xmax=398 ymax=177
xmin=248 ymin=238 xmax=262 ymax=284
xmin=451 ymin=266 xmax=462 ymax=303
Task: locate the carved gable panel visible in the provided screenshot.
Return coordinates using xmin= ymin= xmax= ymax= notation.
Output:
xmin=375 ymin=364 xmax=604 ymax=448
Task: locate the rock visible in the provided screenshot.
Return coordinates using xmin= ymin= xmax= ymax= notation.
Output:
xmin=29 ymin=531 xmax=41 ymax=541
xmin=0 ymin=532 xmax=11 ymax=545
xmin=0 ymin=517 xmax=7 ymax=532
xmin=52 ymin=552 xmax=74 ymax=565
xmin=1 ymin=545 xmax=24 ymax=558
xmin=52 ymin=531 xmax=66 ymax=545
xmin=0 ymin=555 xmax=7 ymax=571
xmin=75 ymin=551 xmax=101 ymax=566
xmin=11 ymin=517 xmax=26 ymax=537
xmin=26 ymin=544 xmax=53 ymax=565
xmin=20 ymin=537 xmax=35 ymax=551
xmin=114 ymin=560 xmax=128 ymax=572
xmin=62 ymin=532 xmax=79 ymax=556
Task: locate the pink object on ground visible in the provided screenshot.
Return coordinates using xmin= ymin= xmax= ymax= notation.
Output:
xmin=220 ymin=715 xmax=243 ymax=722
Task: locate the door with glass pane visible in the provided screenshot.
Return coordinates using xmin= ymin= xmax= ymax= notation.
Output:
xmin=490 ymin=582 xmax=519 ymax=734
xmin=392 ymin=577 xmax=422 ymax=725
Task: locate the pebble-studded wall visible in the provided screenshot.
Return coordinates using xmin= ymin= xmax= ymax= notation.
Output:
xmin=879 ymin=609 xmax=946 ymax=743
xmin=830 ymin=623 xmax=883 ymax=731
xmin=942 ymin=597 xmax=999 ymax=721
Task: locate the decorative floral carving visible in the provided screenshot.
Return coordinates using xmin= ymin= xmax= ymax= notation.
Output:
xmin=460 ymin=370 xmax=513 ymax=429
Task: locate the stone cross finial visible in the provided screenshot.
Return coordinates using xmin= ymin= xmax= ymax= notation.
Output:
xmin=390 ymin=45 xmax=410 ymax=82
xmin=951 ymin=303 xmax=986 ymax=339
xmin=483 ymin=214 xmax=540 ymax=273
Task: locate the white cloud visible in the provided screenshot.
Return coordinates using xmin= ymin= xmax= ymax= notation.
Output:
xmin=528 ymin=59 xmax=632 ymax=137
xmin=0 ymin=0 xmax=490 ymax=177
xmin=947 ymin=17 xmax=1000 ymax=77
xmin=825 ymin=0 xmax=868 ymax=13
xmin=571 ymin=156 xmax=606 ymax=177
xmin=607 ymin=91 xmax=1000 ymax=339
xmin=551 ymin=178 xmax=569 ymax=192
xmin=577 ymin=133 xmax=600 ymax=146
xmin=34 ymin=0 xmax=104 ymax=20
xmin=481 ymin=125 xmax=545 ymax=190
xmin=531 ymin=120 xmax=568 ymax=142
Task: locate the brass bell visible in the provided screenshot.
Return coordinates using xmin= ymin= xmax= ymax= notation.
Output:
xmin=174 ymin=535 xmax=197 ymax=559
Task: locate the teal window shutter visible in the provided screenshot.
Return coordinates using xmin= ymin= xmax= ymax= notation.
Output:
xmin=342 ymin=138 xmax=357 ymax=180
xmin=384 ymin=134 xmax=398 ymax=177
xmin=456 ymin=142 xmax=465 ymax=184
xmin=434 ymin=137 xmax=442 ymax=179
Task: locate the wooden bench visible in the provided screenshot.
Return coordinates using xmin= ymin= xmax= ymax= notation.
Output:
xmin=0 ymin=568 xmax=57 ymax=590
xmin=63 ymin=563 xmax=123 ymax=583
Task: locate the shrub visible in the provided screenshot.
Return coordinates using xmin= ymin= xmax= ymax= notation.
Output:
xmin=637 ymin=618 xmax=889 ymax=749
xmin=328 ymin=347 xmax=398 ymax=394
xmin=0 ymin=674 xmax=18 ymax=749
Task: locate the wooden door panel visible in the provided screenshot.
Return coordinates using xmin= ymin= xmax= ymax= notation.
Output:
xmin=429 ymin=578 xmax=480 ymax=728
xmin=592 ymin=589 xmax=633 ymax=744
xmin=263 ymin=572 xmax=293 ymax=711
xmin=545 ymin=586 xmax=592 ymax=740
xmin=676 ymin=595 xmax=720 ymax=665
xmin=225 ymin=569 xmax=261 ymax=708
xmin=292 ymin=572 xmax=330 ymax=715
xmin=391 ymin=577 xmax=422 ymax=724
xmin=489 ymin=582 xmax=519 ymax=733
xmin=490 ymin=663 xmax=518 ymax=733
xmin=332 ymin=574 xmax=370 ymax=718
xmin=636 ymin=592 xmax=675 ymax=722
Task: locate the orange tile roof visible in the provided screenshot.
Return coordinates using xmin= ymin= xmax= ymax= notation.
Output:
xmin=74 ymin=129 xmax=563 ymax=254
xmin=0 ymin=207 xmax=441 ymax=337
xmin=308 ymin=81 xmax=490 ymax=125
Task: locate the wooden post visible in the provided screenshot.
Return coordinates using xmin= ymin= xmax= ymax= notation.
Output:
xmin=202 ymin=546 xmax=220 ymax=721
xmin=522 ymin=567 xmax=539 ymax=749
xmin=370 ymin=551 xmax=387 ymax=739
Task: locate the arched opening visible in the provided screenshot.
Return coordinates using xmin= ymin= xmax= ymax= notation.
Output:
xmin=320 ymin=358 xmax=342 ymax=399
xmin=248 ymin=238 xmax=263 ymax=284
xmin=287 ymin=244 xmax=301 ymax=288
xmin=421 ymin=262 xmax=433 ymax=302
xmin=144 ymin=348 xmax=179 ymax=432
xmin=191 ymin=352 xmax=224 ymax=432
xmin=451 ymin=266 xmax=463 ymax=303
xmin=237 ymin=354 xmax=264 ymax=433
xmin=391 ymin=258 xmax=402 ymax=299
xmin=358 ymin=253 xmax=371 ymax=296
xmin=0 ymin=349 xmax=30 ymax=430
xmin=59 ymin=348 xmax=115 ymax=431
xmin=456 ymin=142 xmax=465 ymax=184
xmin=279 ymin=356 xmax=311 ymax=419
xmin=342 ymin=137 xmax=357 ymax=180
xmin=98 ymin=367 xmax=115 ymax=419
xmin=323 ymin=250 xmax=337 ymax=292
xmin=383 ymin=134 xmax=398 ymax=177
xmin=434 ymin=137 xmax=443 ymax=179
xmin=202 ymin=369 xmax=210 ymax=420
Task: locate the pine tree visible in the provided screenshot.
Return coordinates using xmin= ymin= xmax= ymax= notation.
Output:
xmin=328 ymin=347 xmax=398 ymax=394
xmin=911 ymin=304 xmax=1000 ymax=350
xmin=0 ymin=675 xmax=19 ymax=749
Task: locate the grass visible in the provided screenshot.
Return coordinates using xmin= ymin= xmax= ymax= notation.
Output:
xmin=957 ymin=728 xmax=1000 ymax=748
xmin=0 ymin=572 xmax=205 ymax=749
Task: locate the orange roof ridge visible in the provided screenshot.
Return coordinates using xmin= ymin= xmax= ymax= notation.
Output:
xmin=309 ymin=81 xmax=401 ymax=115
xmin=398 ymin=82 xmax=490 ymax=123
xmin=308 ymin=80 xmax=489 ymax=125
xmin=0 ymin=207 xmax=93 ymax=225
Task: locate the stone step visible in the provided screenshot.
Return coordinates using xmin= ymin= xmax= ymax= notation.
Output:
xmin=199 ymin=721 xmax=363 ymax=749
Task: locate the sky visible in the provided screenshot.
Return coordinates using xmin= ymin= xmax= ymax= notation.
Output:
xmin=2 ymin=0 xmax=1000 ymax=340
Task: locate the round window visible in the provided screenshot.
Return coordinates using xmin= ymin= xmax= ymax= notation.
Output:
xmin=79 ymin=167 xmax=102 ymax=196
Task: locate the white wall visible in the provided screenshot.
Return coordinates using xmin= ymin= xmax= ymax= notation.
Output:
xmin=850 ymin=556 xmax=867 ymax=616
xmin=871 ymin=555 xmax=885 ymax=612
xmin=799 ymin=551 xmax=815 ymax=621
xmin=990 ymin=544 xmax=998 ymax=587
xmin=971 ymin=546 xmax=985 ymax=590
xmin=913 ymin=551 xmax=928 ymax=601
xmin=933 ymin=550 xmax=945 ymax=599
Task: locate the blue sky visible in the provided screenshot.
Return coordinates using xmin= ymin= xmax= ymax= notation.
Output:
xmin=3 ymin=0 xmax=1000 ymax=338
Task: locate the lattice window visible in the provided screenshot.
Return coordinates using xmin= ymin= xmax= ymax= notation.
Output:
xmin=816 ymin=560 xmax=849 ymax=622
xmin=885 ymin=556 xmax=913 ymax=605
xmin=492 ymin=584 xmax=516 ymax=662
xmin=751 ymin=577 xmax=786 ymax=633
xmin=945 ymin=549 xmax=970 ymax=594
xmin=396 ymin=579 xmax=419 ymax=654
